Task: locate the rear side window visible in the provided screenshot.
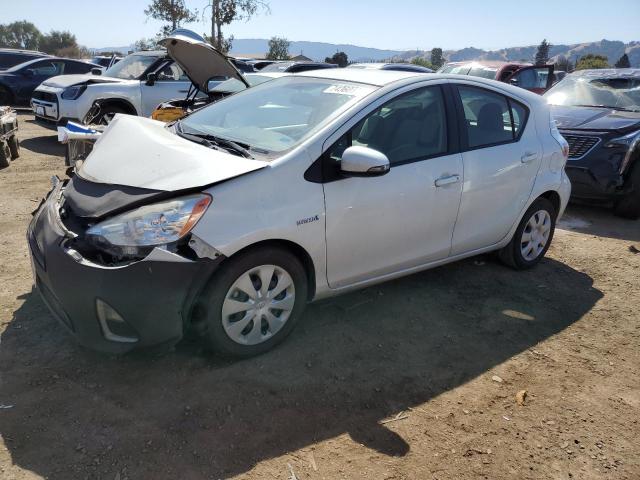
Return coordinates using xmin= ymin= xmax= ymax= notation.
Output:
xmin=456 ymin=85 xmax=528 ymax=149
xmin=64 ymin=61 xmax=94 ymax=74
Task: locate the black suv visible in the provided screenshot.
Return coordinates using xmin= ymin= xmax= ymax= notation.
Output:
xmin=545 ymin=69 xmax=640 ymax=218
xmin=0 ymin=48 xmax=49 ymax=70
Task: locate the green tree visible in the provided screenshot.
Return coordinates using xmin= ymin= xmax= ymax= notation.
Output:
xmin=266 ymin=36 xmax=290 ymax=60
xmin=554 ymin=55 xmax=573 ymax=72
xmin=134 ymin=37 xmax=160 ymax=51
xmin=0 ymin=21 xmax=42 ymax=50
xmin=39 ymin=31 xmax=79 ymax=55
xmin=411 ymin=57 xmax=434 ymax=69
xmin=575 ymin=54 xmax=609 ymax=70
xmin=325 ymin=51 xmax=348 ymax=67
xmin=615 ymin=53 xmax=631 ymax=68
xmin=535 ymin=39 xmax=551 ymax=65
xmin=205 ymin=0 xmax=269 ymax=53
xmin=144 ymin=0 xmax=198 ymax=36
xmin=430 ymin=47 xmax=444 ymax=69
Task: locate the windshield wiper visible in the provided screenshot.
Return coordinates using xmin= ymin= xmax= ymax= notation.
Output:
xmin=573 ymin=104 xmax=640 ymax=112
xmin=176 ymin=124 xmax=254 ymax=158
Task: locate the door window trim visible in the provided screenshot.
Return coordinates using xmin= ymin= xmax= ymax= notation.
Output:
xmin=451 ymin=84 xmax=530 ymax=152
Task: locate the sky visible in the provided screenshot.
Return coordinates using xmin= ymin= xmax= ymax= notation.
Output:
xmin=2 ymin=0 xmax=639 ymax=51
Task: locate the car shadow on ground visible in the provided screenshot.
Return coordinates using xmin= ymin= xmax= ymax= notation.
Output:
xmin=20 ymin=134 xmax=65 ymax=157
xmin=0 ymin=256 xmax=602 ymax=479
xmin=559 ymin=204 xmax=640 ymax=242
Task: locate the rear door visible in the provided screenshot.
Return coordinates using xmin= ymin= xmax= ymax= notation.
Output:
xmin=450 ymin=83 xmax=541 ymax=255
xmin=506 ymin=66 xmax=554 ymax=94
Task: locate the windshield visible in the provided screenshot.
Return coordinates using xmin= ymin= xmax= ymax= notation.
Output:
xmin=438 ymin=64 xmax=471 ymax=75
xmin=467 ymin=66 xmax=498 ymax=79
xmin=179 ymin=76 xmax=376 ymax=153
xmin=545 ymin=75 xmax=640 ymax=111
xmin=103 ymin=54 xmax=159 ymax=79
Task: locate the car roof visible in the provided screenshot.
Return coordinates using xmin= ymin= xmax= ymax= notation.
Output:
xmin=0 ymin=48 xmax=49 ymax=55
xmin=128 ymin=50 xmax=167 ymax=57
xmin=444 ymin=60 xmax=532 ymax=68
xmin=295 ymin=68 xmax=424 ymax=86
xmin=569 ymin=68 xmax=640 ymax=79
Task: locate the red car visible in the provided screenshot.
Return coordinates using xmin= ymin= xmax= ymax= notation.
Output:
xmin=438 ymin=61 xmax=555 ymax=94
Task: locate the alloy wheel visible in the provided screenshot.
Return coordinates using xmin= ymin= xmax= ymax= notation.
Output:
xmin=221 ymin=264 xmax=295 ymax=345
xmin=520 ymin=210 xmax=551 ymax=261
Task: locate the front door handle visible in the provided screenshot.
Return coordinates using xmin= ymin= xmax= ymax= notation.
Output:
xmin=521 ymin=151 xmax=538 ymax=163
xmin=435 ymin=174 xmax=461 ymax=187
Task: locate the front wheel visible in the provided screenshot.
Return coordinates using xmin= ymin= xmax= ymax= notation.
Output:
xmin=613 ymin=164 xmax=640 ymax=220
xmin=499 ymin=198 xmax=556 ymax=269
xmin=199 ymin=247 xmax=308 ymax=358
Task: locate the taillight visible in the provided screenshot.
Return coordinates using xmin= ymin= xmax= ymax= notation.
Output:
xmin=550 ymin=114 xmax=569 ymax=161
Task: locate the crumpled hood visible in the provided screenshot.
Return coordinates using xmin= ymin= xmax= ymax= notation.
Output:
xmin=41 ymin=74 xmax=126 ymax=89
xmin=77 ymin=114 xmax=268 ymax=191
xmin=551 ymin=104 xmax=640 ymax=132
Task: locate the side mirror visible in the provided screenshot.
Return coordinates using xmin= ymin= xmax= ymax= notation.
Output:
xmin=91 ymin=68 xmax=102 ymax=76
xmin=509 ymin=77 xmax=519 ymax=86
xmin=340 ymin=146 xmax=390 ymax=177
xmin=146 ymin=72 xmax=157 ymax=86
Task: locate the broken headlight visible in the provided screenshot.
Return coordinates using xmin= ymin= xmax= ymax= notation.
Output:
xmin=85 ymin=194 xmax=211 ymax=252
xmin=604 ymin=129 xmax=640 ymax=173
xmin=61 ymin=85 xmax=87 ymax=100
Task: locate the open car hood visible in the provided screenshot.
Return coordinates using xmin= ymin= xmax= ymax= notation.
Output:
xmin=77 ymin=114 xmax=268 ymax=191
xmin=159 ymin=29 xmax=248 ymax=92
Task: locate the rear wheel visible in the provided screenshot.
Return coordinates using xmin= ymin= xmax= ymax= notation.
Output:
xmin=499 ymin=197 xmax=556 ymax=269
xmin=0 ymin=86 xmax=13 ymax=105
xmin=7 ymin=135 xmax=19 ymax=159
xmin=199 ymin=247 xmax=308 ymax=358
xmin=0 ymin=141 xmax=10 ymax=169
xmin=614 ymin=164 xmax=640 ymax=220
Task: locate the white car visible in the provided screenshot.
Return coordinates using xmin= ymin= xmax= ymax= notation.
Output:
xmin=28 ymin=69 xmax=571 ymax=357
xmin=30 ymin=29 xmax=246 ymax=126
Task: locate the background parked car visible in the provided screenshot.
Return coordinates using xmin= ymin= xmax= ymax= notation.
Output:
xmin=545 ymin=68 xmax=640 ymax=218
xmin=260 ymin=61 xmax=338 ymax=73
xmin=0 ymin=48 xmax=49 ymax=70
xmin=438 ymin=61 xmax=555 ymax=94
xmin=31 ymin=29 xmax=247 ymax=126
xmin=0 ymin=57 xmax=100 ymax=106
xmin=348 ymin=62 xmax=434 ymax=73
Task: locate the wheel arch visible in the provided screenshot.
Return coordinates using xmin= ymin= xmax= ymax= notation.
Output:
xmin=538 ymin=190 xmax=561 ymax=218
xmin=0 ymin=82 xmax=15 ymax=103
xmin=223 ymin=239 xmax=317 ymax=301
xmin=95 ymin=97 xmax=139 ymax=116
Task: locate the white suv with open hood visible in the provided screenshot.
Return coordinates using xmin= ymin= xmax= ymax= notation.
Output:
xmin=28 ymin=68 xmax=571 ymax=358
xmin=30 ymin=30 xmax=246 ymax=126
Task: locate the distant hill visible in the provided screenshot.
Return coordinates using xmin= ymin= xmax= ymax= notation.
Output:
xmin=92 ymin=39 xmax=640 ymax=67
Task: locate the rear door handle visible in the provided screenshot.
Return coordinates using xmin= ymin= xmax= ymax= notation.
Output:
xmin=521 ymin=151 xmax=538 ymax=163
xmin=435 ymin=174 xmax=461 ymax=187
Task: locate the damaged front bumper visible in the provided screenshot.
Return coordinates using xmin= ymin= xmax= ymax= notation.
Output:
xmin=27 ymin=180 xmax=223 ymax=354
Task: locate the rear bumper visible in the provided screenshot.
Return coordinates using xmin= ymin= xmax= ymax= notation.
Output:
xmin=27 ymin=182 xmax=222 ymax=354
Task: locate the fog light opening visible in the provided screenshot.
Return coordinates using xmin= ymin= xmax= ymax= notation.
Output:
xmin=96 ymin=298 xmax=139 ymax=343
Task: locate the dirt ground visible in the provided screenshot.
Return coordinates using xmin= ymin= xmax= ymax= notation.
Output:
xmin=0 ymin=113 xmax=638 ymax=480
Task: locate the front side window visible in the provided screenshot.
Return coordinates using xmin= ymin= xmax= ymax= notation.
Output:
xmin=156 ymin=62 xmax=189 ymax=81
xmin=179 ymin=76 xmax=375 ymax=154
xmin=457 ymin=86 xmax=527 ymax=148
xmin=104 ymin=54 xmax=159 ymax=80
xmin=328 ymin=86 xmax=448 ymax=166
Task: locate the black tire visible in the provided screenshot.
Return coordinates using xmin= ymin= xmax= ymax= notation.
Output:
xmin=0 ymin=141 xmax=10 ymax=169
xmin=0 ymin=85 xmax=13 ymax=105
xmin=199 ymin=246 xmax=308 ymax=358
xmin=499 ymin=197 xmax=557 ymax=270
xmin=96 ymin=105 xmax=128 ymax=125
xmin=613 ymin=164 xmax=640 ymax=220
xmin=8 ymin=135 xmax=19 ymax=159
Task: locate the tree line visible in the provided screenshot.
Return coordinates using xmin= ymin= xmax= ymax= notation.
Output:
xmin=0 ymin=20 xmax=89 ymax=58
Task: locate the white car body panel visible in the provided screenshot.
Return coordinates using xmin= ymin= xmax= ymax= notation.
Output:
xmin=66 ymin=71 xmax=569 ymax=302
xmin=78 ymin=115 xmax=268 ymax=190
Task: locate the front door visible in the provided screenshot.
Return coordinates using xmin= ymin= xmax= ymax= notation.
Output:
xmin=450 ymin=84 xmax=541 ymax=255
xmin=139 ymin=61 xmax=193 ymax=116
xmin=324 ymin=85 xmax=463 ymax=288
